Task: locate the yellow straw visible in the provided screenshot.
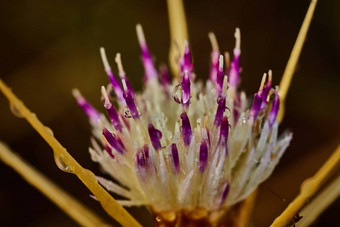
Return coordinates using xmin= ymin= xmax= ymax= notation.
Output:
xmin=298 ymin=174 xmax=340 ymax=227
xmin=0 ymin=142 xmax=111 ymax=227
xmin=167 ymin=0 xmax=189 ymax=77
xmin=271 ymin=145 xmax=340 ymax=226
xmin=0 ymin=79 xmax=141 ymax=227
xmin=277 ymin=0 xmax=318 ymax=123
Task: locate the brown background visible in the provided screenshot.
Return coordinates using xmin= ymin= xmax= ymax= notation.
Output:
xmin=0 ymin=0 xmax=339 ymax=226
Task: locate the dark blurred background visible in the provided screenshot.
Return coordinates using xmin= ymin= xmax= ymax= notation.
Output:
xmin=0 ymin=0 xmax=339 ymax=226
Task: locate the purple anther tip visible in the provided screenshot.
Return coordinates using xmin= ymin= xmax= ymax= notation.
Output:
xmin=170 ymin=143 xmax=180 ymax=173
xmin=123 ymin=85 xmax=140 ymax=119
xmin=268 ymin=91 xmax=280 ymax=127
xmin=183 ymin=41 xmax=193 ymax=72
xmin=148 ymin=123 xmax=162 ymax=150
xmin=139 ymin=42 xmax=158 ymax=81
xmin=136 ymin=145 xmax=150 ymax=169
xmin=102 ymin=128 xmax=124 ymax=154
xmin=199 ymin=140 xmax=208 ymax=172
xmin=250 ymin=93 xmax=262 ymax=120
xmin=180 ymin=112 xmax=192 ymax=146
xmin=209 ymin=51 xmax=220 ymax=82
xmin=261 ymin=81 xmax=272 ymax=110
xmin=74 ymin=93 xmax=101 ymax=123
xmin=228 ymin=53 xmax=241 ymax=89
xmin=181 ymin=70 xmax=191 ymax=107
xmin=102 ymin=92 xmax=123 ymax=132
xmin=219 ymin=117 xmax=229 ymax=154
xmin=214 ymin=96 xmax=226 ymax=126
xmin=106 ymin=70 xmax=124 ymax=103
xmin=216 ymin=60 xmax=225 ymax=97
xmin=220 ymin=182 xmax=230 ymax=205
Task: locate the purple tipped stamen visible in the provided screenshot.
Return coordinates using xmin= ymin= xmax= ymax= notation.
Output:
xmin=73 ymin=89 xmax=101 ymax=123
xmin=199 ymin=140 xmax=208 ymax=172
xmin=208 ymin=32 xmax=220 ymax=82
xmin=101 ymin=126 xmax=124 ymax=154
xmin=100 ymin=48 xmax=125 ymax=104
xmin=101 ymin=87 xmax=123 ymax=132
xmin=136 ymin=24 xmax=158 ymax=81
xmin=180 ymin=112 xmax=192 ymax=146
xmin=228 ymin=28 xmax=241 ymax=90
xmin=183 ymin=41 xmax=193 ymax=73
xmin=136 ymin=145 xmax=150 ymax=169
xmin=214 ymin=96 xmax=226 ymax=126
xmin=219 ymin=182 xmax=230 ymax=205
xmin=148 ymin=123 xmax=162 ymax=150
xmin=170 ymin=143 xmax=180 ymax=174
xmin=122 ymin=80 xmax=140 ymax=119
xmin=216 ymin=55 xmax=225 ymax=97
xmin=268 ymin=89 xmax=280 ymax=127
xmin=219 ymin=117 xmax=229 ymax=154
xmin=181 ymin=70 xmax=191 ymax=108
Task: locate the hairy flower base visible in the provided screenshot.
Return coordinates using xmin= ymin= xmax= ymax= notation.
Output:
xmin=74 ymin=25 xmax=292 ymax=217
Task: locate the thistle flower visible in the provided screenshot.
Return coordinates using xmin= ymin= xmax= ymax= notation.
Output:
xmin=73 ymin=24 xmax=292 ymax=224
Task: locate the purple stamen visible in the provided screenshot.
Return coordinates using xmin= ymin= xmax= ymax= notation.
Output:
xmin=268 ymin=90 xmax=280 ymax=127
xmin=183 ymin=41 xmax=193 ymax=73
xmin=216 ymin=55 xmax=225 ymax=97
xmin=219 ymin=117 xmax=229 ymax=154
xmin=250 ymin=92 xmax=262 ymax=120
xmin=102 ymin=127 xmax=124 ymax=154
xmin=181 ymin=70 xmax=191 ymax=108
xmin=122 ymin=80 xmax=140 ymax=119
xmin=170 ymin=143 xmax=180 ymax=174
xmin=100 ymin=48 xmax=125 ymax=104
xmin=228 ymin=28 xmax=241 ymax=91
xmin=104 ymin=143 xmax=115 ymax=158
xmin=261 ymin=77 xmax=272 ymax=110
xmin=136 ymin=145 xmax=150 ymax=169
xmin=101 ymin=87 xmax=123 ymax=132
xmin=73 ymin=89 xmax=101 ymax=123
xmin=180 ymin=112 xmax=192 ymax=146
xmin=219 ymin=182 xmax=230 ymax=205
xmin=209 ymin=51 xmax=220 ymax=82
xmin=214 ymin=96 xmax=226 ymax=126
xmin=136 ymin=24 xmax=158 ymax=82
xmin=148 ymin=123 xmax=162 ymax=150
xmin=199 ymin=140 xmax=208 ymax=172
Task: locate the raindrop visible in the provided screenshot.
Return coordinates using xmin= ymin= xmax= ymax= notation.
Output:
xmin=172 ymin=84 xmax=182 ymax=104
xmin=54 ymin=153 xmax=72 ymax=173
xmin=123 ymin=108 xmax=132 ymax=118
xmin=242 ymin=117 xmax=247 ymax=124
xmin=45 ymin=126 xmax=54 ymax=136
xmin=225 ymin=108 xmax=232 ymax=119
xmin=9 ymin=103 xmax=23 ymax=118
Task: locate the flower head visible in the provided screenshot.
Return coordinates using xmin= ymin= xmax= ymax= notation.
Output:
xmin=74 ymin=24 xmax=292 ymax=220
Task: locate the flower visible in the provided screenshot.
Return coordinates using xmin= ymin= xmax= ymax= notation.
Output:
xmin=73 ymin=23 xmax=292 ymax=223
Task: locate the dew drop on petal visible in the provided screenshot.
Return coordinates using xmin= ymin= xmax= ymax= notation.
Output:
xmin=9 ymin=103 xmax=23 ymax=118
xmin=172 ymin=84 xmax=182 ymax=104
xmin=123 ymin=108 xmax=132 ymax=118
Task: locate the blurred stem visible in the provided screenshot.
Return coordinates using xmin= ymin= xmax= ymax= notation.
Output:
xmin=297 ymin=174 xmax=340 ymax=227
xmin=277 ymin=0 xmax=318 ymax=123
xmin=0 ymin=79 xmax=141 ymax=227
xmin=0 ymin=142 xmax=111 ymax=227
xmin=271 ymin=145 xmax=340 ymax=227
xmin=167 ymin=0 xmax=189 ymax=78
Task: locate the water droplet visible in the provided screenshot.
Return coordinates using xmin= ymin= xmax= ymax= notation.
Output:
xmin=123 ymin=108 xmax=132 ymax=118
xmin=45 ymin=126 xmax=54 ymax=136
xmin=242 ymin=117 xmax=247 ymax=124
xmin=225 ymin=108 xmax=231 ymax=119
xmin=172 ymin=84 xmax=182 ymax=104
xmin=9 ymin=103 xmax=23 ymax=118
xmin=155 ymin=216 xmax=162 ymax=223
xmin=54 ymin=153 xmax=72 ymax=173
